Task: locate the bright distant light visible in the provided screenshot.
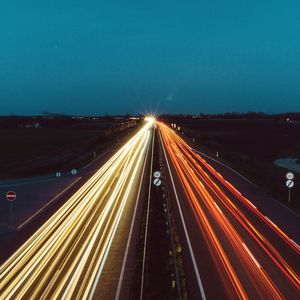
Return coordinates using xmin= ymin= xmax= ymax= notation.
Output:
xmin=145 ymin=116 xmax=156 ymax=124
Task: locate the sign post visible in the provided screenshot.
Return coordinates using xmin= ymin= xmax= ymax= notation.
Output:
xmin=71 ymin=169 xmax=77 ymax=175
xmin=286 ymin=172 xmax=294 ymax=180
xmin=153 ymin=170 xmax=161 ymax=188
xmin=153 ymin=171 xmax=161 ymax=179
xmin=6 ymin=191 xmax=16 ymax=226
xmin=10 ymin=202 xmax=13 ymax=225
xmin=285 ymin=172 xmax=294 ymax=205
xmin=153 ymin=178 xmax=162 ymax=187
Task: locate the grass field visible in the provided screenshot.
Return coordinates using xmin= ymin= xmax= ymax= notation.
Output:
xmin=0 ymin=128 xmax=122 ymax=179
xmin=163 ymin=118 xmax=300 ymax=213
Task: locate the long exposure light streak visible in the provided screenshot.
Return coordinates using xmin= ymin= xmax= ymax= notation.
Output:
xmin=0 ymin=120 xmax=153 ymax=299
xmin=159 ymin=122 xmax=300 ymax=299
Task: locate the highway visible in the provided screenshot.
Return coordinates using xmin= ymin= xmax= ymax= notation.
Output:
xmin=158 ymin=122 xmax=300 ymax=299
xmin=0 ymin=119 xmax=154 ymax=299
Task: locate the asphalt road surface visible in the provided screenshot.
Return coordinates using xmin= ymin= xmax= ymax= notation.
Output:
xmin=158 ymin=122 xmax=300 ymax=300
xmin=0 ymin=120 xmax=154 ymax=299
xmin=1 ymin=119 xmax=299 ymax=300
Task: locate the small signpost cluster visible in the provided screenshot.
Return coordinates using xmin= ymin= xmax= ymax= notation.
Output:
xmin=71 ymin=169 xmax=77 ymax=176
xmin=3 ymin=166 xmax=80 ymax=228
xmin=6 ymin=191 xmax=16 ymax=226
xmin=285 ymin=172 xmax=294 ymax=205
xmin=153 ymin=170 xmax=161 ymax=187
xmin=6 ymin=191 xmax=16 ymax=202
xmin=56 ymin=169 xmax=77 ymax=178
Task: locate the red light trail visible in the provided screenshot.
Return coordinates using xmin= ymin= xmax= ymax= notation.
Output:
xmin=159 ymin=122 xmax=300 ymax=299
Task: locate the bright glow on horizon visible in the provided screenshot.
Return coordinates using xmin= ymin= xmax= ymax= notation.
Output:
xmin=144 ymin=116 xmax=156 ymax=124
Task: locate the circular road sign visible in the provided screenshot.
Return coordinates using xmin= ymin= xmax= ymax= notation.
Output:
xmin=286 ymin=179 xmax=294 ymax=188
xmin=286 ymin=172 xmax=294 ymax=180
xmin=153 ymin=178 xmax=162 ymax=187
xmin=71 ymin=169 xmax=77 ymax=175
xmin=153 ymin=171 xmax=161 ymax=178
xmin=6 ymin=191 xmax=16 ymax=202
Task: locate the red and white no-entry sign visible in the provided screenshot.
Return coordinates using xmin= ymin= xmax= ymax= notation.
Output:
xmin=6 ymin=191 xmax=16 ymax=202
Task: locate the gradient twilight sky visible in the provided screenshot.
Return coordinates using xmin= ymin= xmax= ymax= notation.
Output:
xmin=1 ymin=1 xmax=300 ymax=115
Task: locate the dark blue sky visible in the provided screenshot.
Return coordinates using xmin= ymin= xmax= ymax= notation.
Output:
xmin=1 ymin=1 xmax=300 ymax=115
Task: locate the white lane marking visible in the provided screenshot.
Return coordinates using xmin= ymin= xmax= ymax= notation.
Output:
xmin=264 ymin=216 xmax=278 ymax=229
xmin=139 ymin=127 xmax=155 ymax=300
xmin=198 ymin=181 xmax=204 ymax=188
xmin=82 ymin=149 xmax=111 ymax=169
xmin=159 ymin=129 xmax=207 ymax=300
xmin=88 ymin=130 xmax=151 ymax=300
xmin=115 ymin=127 xmax=153 ymax=300
xmin=216 ymin=172 xmax=223 ymax=179
xmin=193 ymin=148 xmax=254 ymax=185
xmin=245 ymin=199 xmax=257 ymax=210
xmin=213 ymin=202 xmax=223 ymax=214
xmin=242 ymin=243 xmax=261 ymax=269
xmin=193 ymin=147 xmax=300 ymax=245
xmin=17 ymin=177 xmax=82 ymax=230
xmin=289 ymin=239 xmax=300 ymax=250
xmin=225 ymin=180 xmax=242 ymax=196
xmin=193 ymin=148 xmax=300 ymax=221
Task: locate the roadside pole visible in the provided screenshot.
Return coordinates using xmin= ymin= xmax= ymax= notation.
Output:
xmin=6 ymin=191 xmax=16 ymax=227
xmin=10 ymin=202 xmax=14 ymax=225
xmin=285 ymin=172 xmax=294 ymax=205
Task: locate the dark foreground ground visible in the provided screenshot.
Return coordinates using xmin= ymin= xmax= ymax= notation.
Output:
xmin=0 ymin=116 xmax=138 ymax=179
xmin=160 ymin=117 xmax=300 ymax=214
